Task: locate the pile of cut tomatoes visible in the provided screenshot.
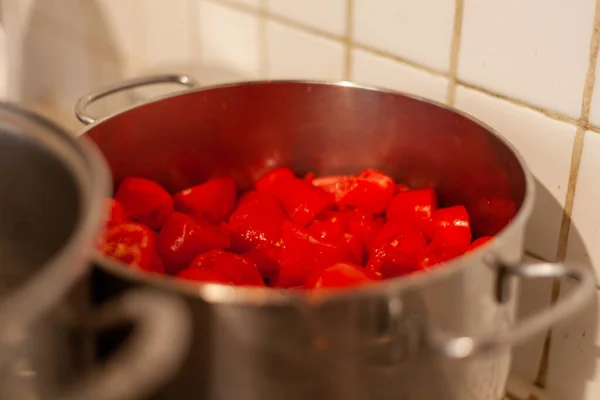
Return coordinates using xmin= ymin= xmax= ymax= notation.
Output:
xmin=99 ymin=168 xmax=495 ymax=290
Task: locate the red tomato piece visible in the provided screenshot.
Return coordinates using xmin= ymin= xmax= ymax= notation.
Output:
xmin=308 ymin=212 xmax=364 ymax=264
xmin=312 ymin=175 xmax=354 ymax=203
xmin=255 ymin=167 xmax=295 ymax=191
xmin=228 ymin=190 xmax=286 ymax=252
xmin=396 ymin=184 xmax=410 ymax=193
xmin=242 ymin=247 xmax=281 ymax=282
xmin=418 ymin=243 xmax=467 ymax=269
xmin=304 ymin=262 xmax=374 ymax=289
xmin=367 ymin=223 xmax=427 ymax=279
xmin=271 ymin=177 xmax=334 ymax=226
xmin=386 ymin=188 xmax=438 ymax=240
xmin=277 ymin=221 xmax=353 ymax=288
xmin=344 ymin=209 xmax=385 ymax=250
xmin=173 ymin=177 xmax=237 ymax=222
xmin=431 ymin=206 xmax=472 ymax=249
xmin=340 ymin=169 xmax=396 ymax=214
xmin=156 ymin=212 xmax=230 ymax=274
xmin=466 ymin=236 xmax=493 ymax=252
xmin=187 ymin=249 xmax=264 ymax=286
xmin=114 ymin=177 xmax=174 ymax=230
xmin=176 ymin=268 xmax=233 ymax=285
xmin=340 ymin=233 xmax=364 ymax=265
xmin=99 ymin=222 xmax=163 ymax=273
xmin=304 ymin=172 xmax=316 ymax=183
xmin=105 ymin=198 xmax=128 ymax=227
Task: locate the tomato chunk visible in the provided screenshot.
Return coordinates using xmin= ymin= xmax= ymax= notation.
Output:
xmin=156 ymin=212 xmax=230 ymax=274
xmin=271 ymin=177 xmax=334 ymax=226
xmin=105 ymin=198 xmax=128 ymax=227
xmin=242 ymin=248 xmax=281 ymax=282
xmin=340 ymin=169 xmax=396 ymax=214
xmin=304 ymin=262 xmax=374 ymax=289
xmin=386 ymin=188 xmax=437 ymax=240
xmin=99 ymin=222 xmax=163 ymax=273
xmin=114 ymin=177 xmax=173 ymax=230
xmin=176 ymin=268 xmax=233 ymax=285
xmin=367 ymin=222 xmax=427 ymax=279
xmin=308 ymin=211 xmax=364 ymax=264
xmin=173 ymin=177 xmax=236 ymax=222
xmin=255 ymin=167 xmax=295 ymax=191
xmin=467 ymin=236 xmax=493 ymax=252
xmin=277 ymin=221 xmax=353 ymax=288
xmin=228 ymin=190 xmax=286 ymax=252
xmin=418 ymin=243 xmax=467 ymax=269
xmin=312 ymin=175 xmax=354 ymax=203
xmin=186 ymin=249 xmax=264 ymax=286
xmin=431 ymin=206 xmax=472 ymax=249
xmin=344 ymin=209 xmax=385 ymax=251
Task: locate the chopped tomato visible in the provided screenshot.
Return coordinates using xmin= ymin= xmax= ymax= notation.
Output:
xmin=114 ymin=177 xmax=173 ymax=230
xmin=467 ymin=236 xmax=494 ymax=252
xmin=187 ymin=249 xmax=264 ymax=286
xmin=312 ymin=175 xmax=354 ymax=202
xmin=431 ymin=206 xmax=472 ymax=249
xmin=386 ymin=188 xmax=438 ymax=240
xmin=344 ymin=209 xmax=385 ymax=250
xmin=340 ymin=169 xmax=396 ymax=214
xmin=255 ymin=167 xmax=295 ymax=191
xmin=156 ymin=212 xmax=230 ymax=274
xmin=304 ymin=262 xmax=374 ymax=289
xmin=271 ymin=177 xmax=334 ymax=226
xmin=308 ymin=211 xmax=364 ymax=264
xmin=418 ymin=243 xmax=467 ymax=269
xmin=99 ymin=222 xmax=163 ymax=273
xmin=242 ymin=247 xmax=281 ymax=282
xmin=173 ymin=177 xmax=237 ymax=222
xmin=105 ymin=198 xmax=128 ymax=227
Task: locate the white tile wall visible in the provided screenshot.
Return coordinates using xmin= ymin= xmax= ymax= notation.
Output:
xmin=266 ymin=20 xmax=345 ymax=80
xmin=8 ymin=0 xmax=600 ymax=398
xmin=353 ymin=0 xmax=456 ymax=73
xmin=351 ymin=49 xmax=449 ymax=102
xmin=458 ymin=0 xmax=595 ymax=119
xmin=454 ymin=86 xmax=575 ymax=261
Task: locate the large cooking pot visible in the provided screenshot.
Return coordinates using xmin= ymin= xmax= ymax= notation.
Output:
xmin=0 ymin=102 xmax=191 ymax=400
xmin=76 ymin=75 xmax=596 ymax=400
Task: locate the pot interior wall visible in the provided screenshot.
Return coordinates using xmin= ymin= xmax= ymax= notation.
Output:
xmin=85 ymin=82 xmax=526 ymax=238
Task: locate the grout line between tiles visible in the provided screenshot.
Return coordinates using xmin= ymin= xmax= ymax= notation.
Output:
xmin=534 ymin=0 xmax=600 ymax=390
xmin=343 ymin=0 xmax=355 ymax=80
xmin=446 ymin=0 xmax=464 ymax=106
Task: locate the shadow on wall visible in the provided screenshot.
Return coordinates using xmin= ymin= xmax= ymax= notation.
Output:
xmin=19 ymin=0 xmax=125 ymax=129
xmin=511 ymin=179 xmax=599 ymax=400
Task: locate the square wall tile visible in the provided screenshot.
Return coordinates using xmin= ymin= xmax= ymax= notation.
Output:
xmin=197 ymin=1 xmax=261 ymax=81
xmin=266 ymin=21 xmax=344 ymax=80
xmin=144 ymin=0 xmax=194 ymax=67
xmin=458 ymin=0 xmax=595 ymax=119
xmin=268 ymin=0 xmax=347 ymax=37
xmin=221 ymin=0 xmax=261 ymax=8
xmin=566 ymin=131 xmax=600 ymax=272
xmin=350 ymin=49 xmax=448 ymax=103
xmin=589 ymin=61 xmax=600 ymax=127
xmin=353 ymin=0 xmax=455 ymax=73
xmin=455 ymin=86 xmax=576 ymax=260
xmin=545 ymin=283 xmax=600 ymax=400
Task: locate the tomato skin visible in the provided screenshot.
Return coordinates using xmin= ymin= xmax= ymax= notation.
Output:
xmin=312 ymin=175 xmax=354 ymax=202
xmin=114 ymin=177 xmax=173 ymax=230
xmin=186 ymin=249 xmax=265 ymax=286
xmin=173 ymin=177 xmax=237 ymax=222
xmin=304 ymin=262 xmax=374 ymax=289
xmin=386 ymin=188 xmax=438 ymax=240
xmin=99 ymin=222 xmax=163 ymax=273
xmin=105 ymin=198 xmax=128 ymax=227
xmin=271 ymin=177 xmax=334 ymax=226
xmin=417 ymin=243 xmax=467 ymax=269
xmin=466 ymin=236 xmax=493 ymax=252
xmin=176 ymin=268 xmax=233 ymax=285
xmin=431 ymin=206 xmax=472 ymax=248
xmin=228 ymin=190 xmax=286 ymax=252
xmin=156 ymin=212 xmax=230 ymax=275
xmin=255 ymin=167 xmax=295 ymax=191
xmin=367 ymin=222 xmax=428 ymax=279
xmin=277 ymin=221 xmax=353 ymax=288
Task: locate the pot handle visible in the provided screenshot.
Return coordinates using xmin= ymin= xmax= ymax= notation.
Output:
xmin=60 ymin=289 xmax=191 ymax=400
xmin=430 ymin=261 xmax=595 ymax=359
xmin=75 ymin=74 xmax=200 ymax=125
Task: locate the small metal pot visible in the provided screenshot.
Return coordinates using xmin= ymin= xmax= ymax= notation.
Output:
xmin=0 ymin=102 xmax=191 ymax=400
xmin=76 ymin=75 xmax=596 ymax=400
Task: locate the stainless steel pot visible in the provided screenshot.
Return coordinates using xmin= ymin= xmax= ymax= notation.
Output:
xmin=76 ymin=75 xmax=596 ymax=400
xmin=0 ymin=102 xmax=191 ymax=400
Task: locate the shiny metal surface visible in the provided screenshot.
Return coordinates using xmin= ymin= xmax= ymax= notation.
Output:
xmin=77 ymin=78 xmax=596 ymax=400
xmin=0 ymin=103 xmax=191 ymax=400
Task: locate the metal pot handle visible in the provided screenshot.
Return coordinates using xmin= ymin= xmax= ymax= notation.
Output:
xmin=75 ymin=74 xmax=200 ymax=125
xmin=57 ymin=288 xmax=191 ymax=400
xmin=430 ymin=261 xmax=595 ymax=359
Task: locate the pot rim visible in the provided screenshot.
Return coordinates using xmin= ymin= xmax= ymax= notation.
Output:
xmin=81 ymin=79 xmax=535 ymax=306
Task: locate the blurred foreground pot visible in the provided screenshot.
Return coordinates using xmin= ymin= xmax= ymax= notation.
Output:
xmin=0 ymin=103 xmax=190 ymax=400
xmin=76 ymin=75 xmax=595 ymax=400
